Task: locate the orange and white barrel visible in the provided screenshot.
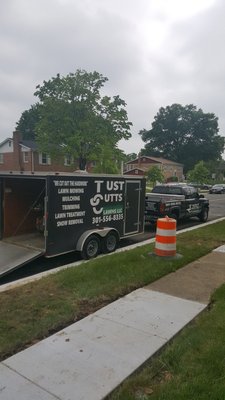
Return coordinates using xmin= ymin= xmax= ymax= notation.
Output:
xmin=155 ymin=216 xmax=176 ymax=257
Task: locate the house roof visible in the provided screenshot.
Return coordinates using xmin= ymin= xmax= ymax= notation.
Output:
xmin=124 ymin=167 xmax=145 ymax=173
xmin=0 ymin=138 xmax=12 ymax=147
xmin=0 ymin=137 xmax=38 ymax=151
xmin=20 ymin=140 xmax=38 ymax=151
xmin=126 ymin=155 xmax=183 ymax=166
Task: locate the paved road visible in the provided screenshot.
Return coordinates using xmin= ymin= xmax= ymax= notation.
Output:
xmin=207 ymin=192 xmax=225 ymax=219
xmin=1 ymin=193 xmax=224 ymax=284
xmin=122 ymin=192 xmax=225 ymax=245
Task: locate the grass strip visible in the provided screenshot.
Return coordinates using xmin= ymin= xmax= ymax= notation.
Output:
xmin=0 ymin=220 xmax=225 ymax=361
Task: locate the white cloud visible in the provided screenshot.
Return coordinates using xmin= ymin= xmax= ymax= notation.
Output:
xmin=0 ymin=0 xmax=224 ymax=156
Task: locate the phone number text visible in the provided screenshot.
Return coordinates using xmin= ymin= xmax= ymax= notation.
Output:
xmin=92 ymin=214 xmax=123 ymax=224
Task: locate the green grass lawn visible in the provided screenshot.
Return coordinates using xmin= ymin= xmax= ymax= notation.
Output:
xmin=0 ymin=220 xmax=225 ymax=399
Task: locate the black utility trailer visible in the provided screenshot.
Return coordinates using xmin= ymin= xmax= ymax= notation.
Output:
xmin=0 ymin=172 xmax=145 ymax=277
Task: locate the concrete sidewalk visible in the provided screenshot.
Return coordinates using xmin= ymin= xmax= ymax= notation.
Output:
xmin=1 ymin=245 xmax=225 ymax=400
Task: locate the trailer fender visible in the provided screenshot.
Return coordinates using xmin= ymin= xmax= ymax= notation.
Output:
xmin=76 ymin=228 xmax=120 ymax=252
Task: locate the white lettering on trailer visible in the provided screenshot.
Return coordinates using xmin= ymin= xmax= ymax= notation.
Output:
xmin=55 ymin=213 xmax=67 ymax=219
xmin=106 ymin=181 xmax=124 ymax=191
xmin=90 ymin=194 xmax=104 ymax=214
xmin=53 ymin=180 xmax=70 ymax=187
xmin=54 ymin=180 xmax=88 ymax=188
xmin=95 ymin=180 xmax=104 ymax=193
xmin=62 ymin=196 xmax=80 ymax=202
xmin=105 ymin=193 xmax=123 ymax=202
xmin=53 ymin=179 xmax=87 ymax=229
xmin=90 ymin=180 xmax=125 ymax=215
xmin=69 ymin=188 xmax=84 ymax=194
xmin=57 ymin=220 xmax=68 ymax=227
xmin=69 ymin=181 xmax=88 ymax=187
xmin=68 ymin=219 xmax=83 ymax=225
xmin=58 ymin=188 xmax=69 ymax=194
xmin=66 ymin=211 xmax=85 ymax=218
xmin=62 ymin=204 xmax=80 ymax=210
xmin=94 ymin=180 xmax=125 ymax=193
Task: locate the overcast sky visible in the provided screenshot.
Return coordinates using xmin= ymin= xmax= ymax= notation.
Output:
xmin=1 ymin=0 xmax=225 ymax=156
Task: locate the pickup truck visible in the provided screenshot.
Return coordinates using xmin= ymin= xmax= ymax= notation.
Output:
xmin=145 ymin=184 xmax=209 ymax=224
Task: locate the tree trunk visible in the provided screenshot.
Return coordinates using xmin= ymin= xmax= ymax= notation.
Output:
xmin=79 ymin=156 xmax=87 ymax=170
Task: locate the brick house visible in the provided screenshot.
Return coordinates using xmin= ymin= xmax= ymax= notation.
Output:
xmin=0 ymin=131 xmax=94 ymax=173
xmin=123 ymin=155 xmax=184 ymax=181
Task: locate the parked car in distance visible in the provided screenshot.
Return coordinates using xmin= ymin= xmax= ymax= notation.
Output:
xmin=188 ymin=182 xmax=212 ymax=190
xmin=201 ymin=183 xmax=212 ymax=190
xmin=209 ymin=184 xmax=225 ymax=194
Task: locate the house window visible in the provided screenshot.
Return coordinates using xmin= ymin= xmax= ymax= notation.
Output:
xmin=39 ymin=153 xmax=51 ymax=165
xmin=0 ymin=153 xmax=3 ymax=164
xmin=23 ymin=152 xmax=29 ymax=163
xmin=64 ymin=155 xmax=73 ymax=166
xmin=127 ymin=164 xmax=134 ymax=171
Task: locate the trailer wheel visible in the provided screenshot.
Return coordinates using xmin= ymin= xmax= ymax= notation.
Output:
xmin=102 ymin=231 xmax=119 ymax=254
xmin=81 ymin=235 xmax=100 ymax=259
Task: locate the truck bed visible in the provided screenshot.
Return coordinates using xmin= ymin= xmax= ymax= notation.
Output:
xmin=145 ymin=192 xmax=185 ymax=202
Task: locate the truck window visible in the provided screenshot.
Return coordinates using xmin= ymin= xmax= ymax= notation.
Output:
xmin=152 ymin=186 xmax=167 ymax=194
xmin=152 ymin=186 xmax=183 ymax=195
xmin=189 ymin=187 xmax=199 ymax=198
xmin=168 ymin=187 xmax=182 ymax=195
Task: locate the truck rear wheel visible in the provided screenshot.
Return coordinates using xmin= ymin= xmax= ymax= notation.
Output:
xmin=102 ymin=231 xmax=119 ymax=254
xmin=169 ymin=213 xmax=178 ymax=221
xmin=199 ymin=208 xmax=208 ymax=222
xmin=81 ymin=235 xmax=100 ymax=259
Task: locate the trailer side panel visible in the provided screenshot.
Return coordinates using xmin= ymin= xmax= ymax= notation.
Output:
xmin=46 ymin=175 xmax=145 ymax=257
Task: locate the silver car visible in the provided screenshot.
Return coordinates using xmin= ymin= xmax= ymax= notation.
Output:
xmin=209 ymin=184 xmax=225 ymax=194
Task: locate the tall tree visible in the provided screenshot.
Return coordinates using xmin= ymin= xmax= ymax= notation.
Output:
xmin=187 ymin=161 xmax=210 ymax=184
xmin=146 ymin=165 xmax=164 ymax=186
xmin=16 ymin=104 xmax=41 ymax=140
xmin=32 ymin=70 xmax=132 ymax=170
xmin=139 ymin=104 xmax=225 ymax=172
xmin=93 ymin=145 xmax=123 ymax=174
xmin=124 ymin=153 xmax=138 ymax=162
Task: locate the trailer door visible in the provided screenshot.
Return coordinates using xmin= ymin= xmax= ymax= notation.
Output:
xmin=124 ymin=180 xmax=141 ymax=235
xmin=0 ymin=241 xmax=44 ymax=278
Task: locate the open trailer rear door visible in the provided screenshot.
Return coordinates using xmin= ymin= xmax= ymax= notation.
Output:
xmin=0 ymin=173 xmax=47 ymax=278
xmin=0 ymin=240 xmax=44 ymax=278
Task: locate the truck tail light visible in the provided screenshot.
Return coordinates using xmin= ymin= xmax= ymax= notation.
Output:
xmin=159 ymin=202 xmax=165 ymax=213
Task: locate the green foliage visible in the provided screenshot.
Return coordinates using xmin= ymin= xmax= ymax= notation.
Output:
xmin=17 ymin=69 xmax=132 ymax=170
xmin=167 ymin=176 xmax=178 ymax=182
xmin=188 ymin=161 xmax=210 ymax=184
xmin=124 ymin=153 xmax=138 ymax=162
xmin=139 ymin=103 xmax=225 ymax=173
xmin=146 ymin=165 xmax=164 ymax=185
xmin=93 ymin=145 xmax=123 ymax=174
xmin=16 ymin=104 xmax=41 ymax=140
xmin=205 ymin=159 xmax=225 ymax=182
